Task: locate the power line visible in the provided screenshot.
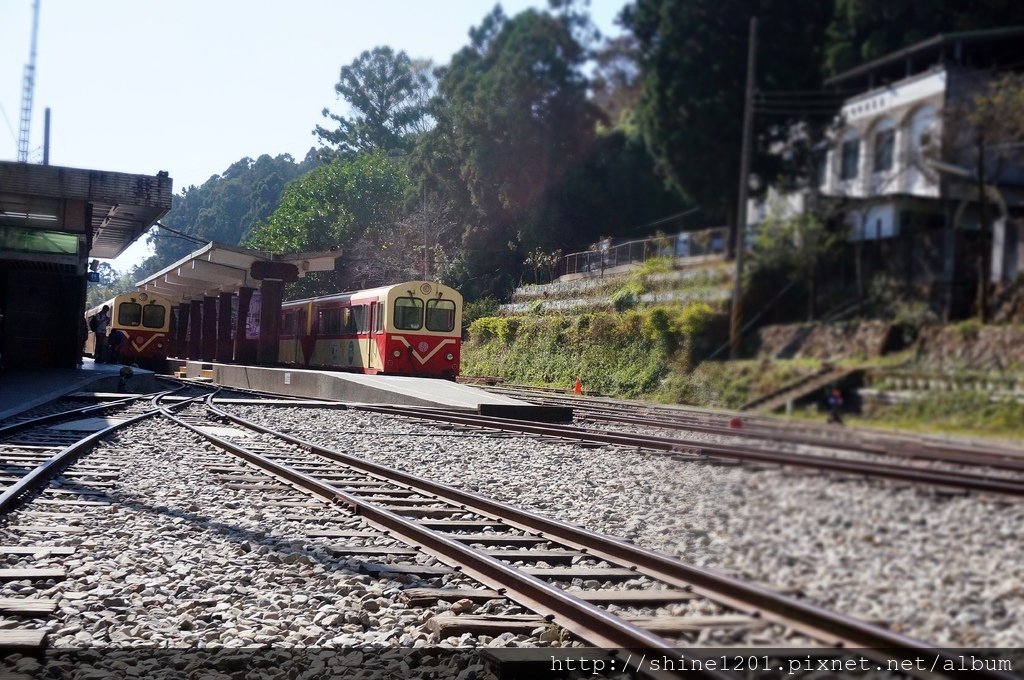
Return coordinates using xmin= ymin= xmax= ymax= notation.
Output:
xmin=153 ymin=221 xmax=208 ymax=245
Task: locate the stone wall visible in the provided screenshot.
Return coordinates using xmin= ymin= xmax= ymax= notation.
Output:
xmin=913 ymin=324 xmax=1024 ymax=371
xmin=755 ymin=321 xmax=892 ymax=360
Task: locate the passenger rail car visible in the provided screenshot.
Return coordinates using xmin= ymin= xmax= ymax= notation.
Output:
xmin=84 ymin=292 xmax=172 ymax=369
xmin=279 ymin=280 xmax=462 ymax=379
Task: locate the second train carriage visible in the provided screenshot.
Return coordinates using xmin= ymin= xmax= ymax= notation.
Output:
xmin=279 ymin=280 xmax=462 ymax=379
xmin=84 ymin=291 xmax=173 ymax=369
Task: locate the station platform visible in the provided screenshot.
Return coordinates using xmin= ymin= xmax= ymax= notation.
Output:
xmin=178 ymin=361 xmax=566 ymax=417
xmin=0 ymin=359 xmax=157 ymax=422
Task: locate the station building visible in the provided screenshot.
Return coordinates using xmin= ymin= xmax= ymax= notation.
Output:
xmin=747 ymin=27 xmax=1024 ymax=318
xmin=0 ymin=161 xmax=172 ymax=369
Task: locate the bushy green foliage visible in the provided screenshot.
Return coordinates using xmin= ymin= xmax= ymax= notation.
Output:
xmin=463 ymin=303 xmax=717 ymax=397
xmin=246 ymin=151 xmax=408 ymax=254
xmin=137 ymin=153 xmax=318 ymax=278
xmin=462 ymin=296 xmax=500 ymax=327
xmin=862 ymin=391 xmax=1024 ymax=438
xmin=634 ymin=256 xmax=673 ymax=276
xmin=657 ymin=359 xmax=822 ymax=408
xmin=954 ymin=318 xmax=983 ymax=339
xmin=610 ymin=280 xmax=645 ymax=312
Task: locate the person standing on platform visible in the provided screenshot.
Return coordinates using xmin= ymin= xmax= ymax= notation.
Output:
xmin=108 ymin=328 xmax=126 ymax=365
xmin=94 ymin=305 xmax=111 ymax=363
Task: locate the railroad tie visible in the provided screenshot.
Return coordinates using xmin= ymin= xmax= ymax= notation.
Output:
xmin=399 ymin=588 xmax=504 ymax=606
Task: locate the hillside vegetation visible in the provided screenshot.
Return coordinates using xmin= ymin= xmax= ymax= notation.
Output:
xmin=463 ymin=302 xmax=715 ymax=397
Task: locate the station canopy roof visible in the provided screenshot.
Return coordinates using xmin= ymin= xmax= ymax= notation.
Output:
xmin=0 ymin=161 xmax=173 ymax=261
xmin=135 ymin=241 xmax=340 ymax=303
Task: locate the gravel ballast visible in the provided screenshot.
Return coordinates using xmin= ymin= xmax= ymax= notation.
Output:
xmin=224 ymin=404 xmax=1024 ymax=648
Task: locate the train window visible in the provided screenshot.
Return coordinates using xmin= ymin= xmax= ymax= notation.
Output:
xmin=340 ymin=307 xmax=354 ymax=333
xmin=142 ymin=304 xmax=166 ymax=329
xmin=322 ymin=308 xmax=342 ymax=334
xmin=394 ymin=297 xmax=423 ymax=330
xmin=351 ymin=305 xmax=367 ymax=332
xmin=376 ymin=306 xmax=383 ymax=332
xmin=118 ymin=302 xmax=142 ymax=327
xmin=426 ymin=299 xmax=456 ymax=332
xmin=281 ymin=313 xmax=296 ymax=335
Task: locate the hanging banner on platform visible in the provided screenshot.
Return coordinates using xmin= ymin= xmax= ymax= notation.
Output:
xmin=246 ymin=291 xmax=261 ymax=340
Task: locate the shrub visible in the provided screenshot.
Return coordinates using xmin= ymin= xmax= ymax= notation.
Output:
xmin=463 ymin=296 xmax=500 ymax=326
xmin=611 ymin=281 xmax=645 ymax=312
xmin=954 ymin=318 xmax=982 ymax=339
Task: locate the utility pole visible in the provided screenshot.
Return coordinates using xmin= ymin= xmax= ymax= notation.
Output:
xmin=421 ymin=186 xmax=429 ymax=280
xmin=729 ymin=17 xmax=757 ymax=359
xmin=976 ymin=133 xmax=989 ymax=323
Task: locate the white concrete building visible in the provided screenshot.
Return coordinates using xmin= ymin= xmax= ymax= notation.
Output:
xmin=749 ymin=27 xmax=1024 ymax=314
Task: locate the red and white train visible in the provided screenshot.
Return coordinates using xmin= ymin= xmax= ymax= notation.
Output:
xmin=84 ymin=291 xmax=174 ymax=369
xmin=279 ymin=280 xmax=462 ymax=379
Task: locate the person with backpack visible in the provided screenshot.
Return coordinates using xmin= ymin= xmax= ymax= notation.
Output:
xmin=92 ymin=305 xmax=111 ymax=363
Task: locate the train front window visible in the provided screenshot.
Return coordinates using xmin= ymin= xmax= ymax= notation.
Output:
xmin=426 ymin=299 xmax=456 ymax=332
xmin=118 ymin=302 xmax=142 ymax=327
xmin=142 ymin=304 xmax=165 ymax=329
xmin=394 ymin=297 xmax=423 ymax=330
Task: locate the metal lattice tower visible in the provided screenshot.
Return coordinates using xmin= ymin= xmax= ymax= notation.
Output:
xmin=17 ymin=0 xmax=41 ymax=163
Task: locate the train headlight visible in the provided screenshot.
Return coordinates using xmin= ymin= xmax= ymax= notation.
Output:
xmin=156 ymin=343 xmax=163 ymax=349
xmin=446 ymin=352 xmax=454 ymax=361
xmin=392 ymin=349 xmax=401 ymax=358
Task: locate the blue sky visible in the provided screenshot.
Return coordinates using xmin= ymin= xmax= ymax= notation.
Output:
xmin=0 ymin=1 xmax=627 ymax=270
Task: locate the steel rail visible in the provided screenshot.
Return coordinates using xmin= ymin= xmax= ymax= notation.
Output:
xmin=575 ymin=410 xmax=1024 ymax=473
xmin=168 ymin=400 xmax=726 ymax=679
xmin=494 ymin=386 xmax=1024 ymax=465
xmin=355 ymin=405 xmax=1024 ymax=498
xmin=205 ymin=403 xmax=1018 ymax=679
xmin=0 ymin=391 xmax=200 ymax=514
xmin=0 ymin=394 xmax=146 ymax=438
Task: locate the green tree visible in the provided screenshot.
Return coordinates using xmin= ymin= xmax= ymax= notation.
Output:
xmin=413 ymin=6 xmax=604 ymax=298
xmin=245 ymin=151 xmax=411 ymax=296
xmin=314 ymin=46 xmax=431 ymax=159
xmin=749 ymin=211 xmax=841 ymax=321
xmin=825 ymin=0 xmax=1024 ymax=76
xmin=622 ymin=0 xmax=832 ymax=229
xmin=137 ymin=152 xmax=318 ymax=278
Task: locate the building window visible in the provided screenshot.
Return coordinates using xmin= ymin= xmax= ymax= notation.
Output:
xmin=814 ymin=151 xmax=827 ymax=187
xmin=840 ymin=139 xmax=860 ymax=180
xmin=874 ymin=129 xmax=895 ymax=172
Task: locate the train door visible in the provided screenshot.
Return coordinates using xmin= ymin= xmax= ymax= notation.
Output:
xmin=368 ymin=299 xmax=385 ymax=368
xmin=367 ymin=302 xmax=376 ymax=371
xmin=297 ymin=307 xmax=311 ymax=366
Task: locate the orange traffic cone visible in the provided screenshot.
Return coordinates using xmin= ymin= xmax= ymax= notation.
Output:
xmin=573 ymin=378 xmax=583 ymax=395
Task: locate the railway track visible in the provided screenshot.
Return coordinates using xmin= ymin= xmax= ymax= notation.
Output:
xmin=486 ymin=384 xmax=1024 ymax=463
xmin=350 ymin=403 xmax=1024 ymax=499
xmin=1 ymin=382 xmax=1017 ymax=678
xmin=166 ymin=395 xmax=1009 ymax=678
xmin=0 ymin=386 xmax=214 ymax=649
xmin=462 ymin=385 xmax=1024 ymax=496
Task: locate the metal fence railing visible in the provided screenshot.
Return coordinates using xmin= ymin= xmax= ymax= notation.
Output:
xmin=561 ymin=227 xmax=728 ymax=277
